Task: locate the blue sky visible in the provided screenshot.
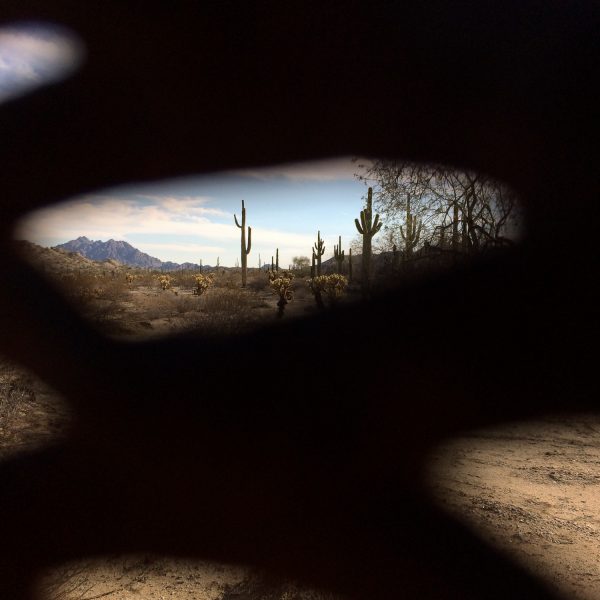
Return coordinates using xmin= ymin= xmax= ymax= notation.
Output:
xmin=16 ymin=160 xmax=371 ymax=267
xmin=2 ymin=24 xmax=372 ymax=267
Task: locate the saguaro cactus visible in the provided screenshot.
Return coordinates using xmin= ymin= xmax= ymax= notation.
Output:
xmin=276 ymin=248 xmax=279 ymax=272
xmin=311 ymin=250 xmax=316 ymax=278
xmin=333 ymin=235 xmax=345 ymax=274
xmin=354 ymin=187 xmax=382 ymax=293
xmin=348 ymin=248 xmax=353 ymax=282
xmin=400 ymin=195 xmax=422 ymax=259
xmin=234 ymin=199 xmax=252 ymax=287
xmin=313 ymin=231 xmax=325 ymax=276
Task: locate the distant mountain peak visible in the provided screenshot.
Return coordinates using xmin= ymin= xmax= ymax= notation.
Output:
xmin=55 ymin=237 xmax=166 ymax=269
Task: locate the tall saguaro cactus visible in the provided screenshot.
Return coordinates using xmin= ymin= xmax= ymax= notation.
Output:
xmin=234 ymin=199 xmax=252 ymax=287
xmin=276 ymin=248 xmax=279 ymax=272
xmin=355 ymin=187 xmax=382 ymax=293
xmin=400 ymin=194 xmax=422 ymax=259
xmin=313 ymin=231 xmax=325 ymax=276
xmin=333 ymin=235 xmax=345 ymax=274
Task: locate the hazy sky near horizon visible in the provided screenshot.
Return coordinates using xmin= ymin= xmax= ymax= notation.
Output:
xmin=16 ymin=159 xmax=372 ymax=268
xmin=2 ymin=24 xmax=372 ymax=267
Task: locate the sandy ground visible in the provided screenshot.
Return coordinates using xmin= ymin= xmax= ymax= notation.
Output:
xmin=425 ymin=415 xmax=600 ymax=600
xmin=89 ymin=283 xmax=321 ymax=340
xmin=3 ymin=354 xmax=600 ymax=599
xmin=35 ymin=556 xmax=250 ymax=600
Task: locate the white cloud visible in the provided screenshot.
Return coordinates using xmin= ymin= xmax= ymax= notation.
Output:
xmin=139 ymin=242 xmax=225 ymax=256
xmin=233 ymin=157 xmax=369 ymax=182
xmin=15 ymin=195 xmax=236 ymax=242
xmin=138 ymin=195 xmax=229 ymax=218
xmin=0 ymin=24 xmax=83 ymax=102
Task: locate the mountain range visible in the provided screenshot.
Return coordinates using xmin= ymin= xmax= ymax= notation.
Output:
xmin=54 ymin=237 xmax=201 ymax=271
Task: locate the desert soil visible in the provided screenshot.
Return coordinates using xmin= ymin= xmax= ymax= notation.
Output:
xmin=3 ymin=355 xmax=600 ymax=599
xmin=425 ymin=415 xmax=600 ymax=600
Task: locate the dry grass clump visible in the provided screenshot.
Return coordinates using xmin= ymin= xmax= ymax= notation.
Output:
xmin=53 ymin=272 xmax=132 ymax=329
xmin=36 ymin=562 xmax=95 ymax=600
xmin=222 ymin=571 xmax=344 ymax=600
xmin=180 ymin=288 xmax=270 ymax=337
xmin=58 ymin=272 xmax=130 ymax=304
xmin=0 ymin=357 xmax=71 ymax=460
xmin=246 ymin=272 xmax=271 ymax=293
xmin=0 ymin=381 xmax=34 ymax=427
xmin=139 ymin=291 xmax=198 ymax=320
xmin=200 ymin=287 xmax=257 ymax=314
xmin=0 ymin=359 xmax=36 ymax=428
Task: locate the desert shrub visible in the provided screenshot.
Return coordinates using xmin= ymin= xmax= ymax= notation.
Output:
xmin=139 ymin=291 xmax=198 ymax=320
xmin=246 ymin=273 xmax=270 ymax=292
xmin=169 ymin=270 xmax=198 ymax=289
xmin=133 ymin=270 xmax=159 ymax=286
xmin=193 ymin=273 xmax=215 ymax=296
xmin=201 ymin=288 xmax=255 ymax=314
xmin=98 ymin=278 xmax=129 ymax=302
xmin=57 ymin=272 xmax=129 ymax=307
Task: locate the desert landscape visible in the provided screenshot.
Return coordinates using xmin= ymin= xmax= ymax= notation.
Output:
xmin=1 ymin=243 xmax=598 ymax=600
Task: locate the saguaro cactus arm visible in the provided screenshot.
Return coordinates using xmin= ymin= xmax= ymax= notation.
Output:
xmin=234 ymin=199 xmax=244 ymax=229
xmin=246 ymin=227 xmax=252 ymax=253
xmin=355 ymin=188 xmax=382 ymax=237
xmin=354 ymin=217 xmax=364 ymax=235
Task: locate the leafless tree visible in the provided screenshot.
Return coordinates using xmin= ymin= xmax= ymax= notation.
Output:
xmin=354 ymin=158 xmax=521 ymax=256
xmin=292 ymin=256 xmax=310 ymax=270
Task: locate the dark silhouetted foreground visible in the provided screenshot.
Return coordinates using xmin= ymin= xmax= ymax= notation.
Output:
xmin=0 ymin=2 xmax=596 ymax=599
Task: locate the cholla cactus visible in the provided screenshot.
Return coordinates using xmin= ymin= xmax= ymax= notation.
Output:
xmin=157 ymin=274 xmax=172 ymax=290
xmin=269 ymin=271 xmax=294 ymax=317
xmin=308 ymin=274 xmax=348 ymax=307
xmin=125 ymin=273 xmax=134 ymax=284
xmin=269 ymin=271 xmax=294 ymax=301
xmin=193 ymin=273 xmax=215 ymax=296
